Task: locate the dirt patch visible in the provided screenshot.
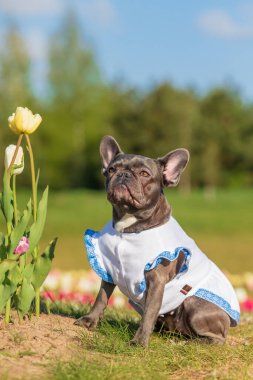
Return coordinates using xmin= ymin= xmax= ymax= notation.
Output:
xmin=0 ymin=313 xmax=83 ymax=379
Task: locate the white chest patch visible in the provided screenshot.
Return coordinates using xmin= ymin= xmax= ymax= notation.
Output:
xmin=114 ymin=214 xmax=138 ymax=232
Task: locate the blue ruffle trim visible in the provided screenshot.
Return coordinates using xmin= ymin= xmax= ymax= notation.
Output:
xmin=84 ymin=229 xmax=114 ymax=284
xmin=194 ymin=288 xmax=240 ymax=324
xmin=138 ymin=247 xmax=192 ymax=293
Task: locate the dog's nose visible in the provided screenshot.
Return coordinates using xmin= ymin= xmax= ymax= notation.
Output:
xmin=117 ymin=171 xmax=132 ymax=179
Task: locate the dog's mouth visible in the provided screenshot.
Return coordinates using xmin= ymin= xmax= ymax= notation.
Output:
xmin=107 ymin=183 xmax=143 ymax=209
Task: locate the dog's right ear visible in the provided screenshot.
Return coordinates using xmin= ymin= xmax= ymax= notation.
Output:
xmin=100 ymin=135 xmax=123 ymax=172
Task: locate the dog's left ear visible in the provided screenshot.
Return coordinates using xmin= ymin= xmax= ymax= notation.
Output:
xmin=158 ymin=149 xmax=190 ymax=187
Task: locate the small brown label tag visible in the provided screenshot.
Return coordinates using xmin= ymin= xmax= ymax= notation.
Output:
xmin=180 ymin=284 xmax=192 ymax=295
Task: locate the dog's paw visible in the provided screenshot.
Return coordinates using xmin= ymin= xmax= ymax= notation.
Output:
xmin=129 ymin=333 xmax=149 ymax=348
xmin=74 ymin=315 xmax=98 ymax=330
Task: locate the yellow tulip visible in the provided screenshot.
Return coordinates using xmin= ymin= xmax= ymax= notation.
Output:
xmin=8 ymin=107 xmax=42 ymax=135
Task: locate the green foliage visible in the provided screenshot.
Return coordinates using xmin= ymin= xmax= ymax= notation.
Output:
xmin=8 ymin=266 xmax=22 ymax=287
xmin=0 ymin=259 xmax=17 ymax=278
xmin=42 ymin=13 xmax=111 ymax=189
xmin=25 ymin=187 xmax=48 ymax=256
xmin=0 ymin=275 xmax=16 ymax=313
xmin=0 ymin=172 xmax=57 ymax=319
xmin=1 ymin=171 xmax=14 ymax=224
xmin=8 ymin=200 xmax=32 ymax=257
xmin=0 ymin=26 xmax=34 ymax=184
xmin=0 ymin=122 xmax=56 ymax=322
xmin=15 ymin=277 xmax=35 ymax=318
xmin=1 ymin=20 xmax=253 ymax=190
xmin=0 ymin=233 xmax=7 ymax=260
xmin=31 ymin=238 xmax=57 ymax=290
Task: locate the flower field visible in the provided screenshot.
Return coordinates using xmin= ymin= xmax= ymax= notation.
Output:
xmin=41 ymin=269 xmax=253 ymax=314
xmin=41 ymin=269 xmax=131 ymax=309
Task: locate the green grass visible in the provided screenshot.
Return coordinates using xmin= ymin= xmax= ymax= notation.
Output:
xmin=1 ymin=188 xmax=253 ymax=273
xmin=45 ymin=305 xmax=253 ymax=380
xmin=2 ymin=189 xmax=252 ymax=380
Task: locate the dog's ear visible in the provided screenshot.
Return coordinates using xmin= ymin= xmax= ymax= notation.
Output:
xmin=100 ymin=135 xmax=123 ymax=172
xmin=158 ymin=149 xmax=190 ymax=187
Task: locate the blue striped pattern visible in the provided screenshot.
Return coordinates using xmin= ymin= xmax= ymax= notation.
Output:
xmin=195 ymin=288 xmax=240 ymax=323
xmin=84 ymin=229 xmax=114 ymax=284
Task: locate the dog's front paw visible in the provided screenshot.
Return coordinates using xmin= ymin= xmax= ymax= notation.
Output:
xmin=130 ymin=329 xmax=149 ymax=348
xmin=74 ymin=315 xmax=98 ymax=330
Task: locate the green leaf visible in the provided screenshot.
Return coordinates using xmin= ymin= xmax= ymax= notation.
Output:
xmin=0 ymin=276 xmax=17 ymax=313
xmin=26 ymin=187 xmax=49 ymax=256
xmin=0 ymin=259 xmax=17 ymax=277
xmin=0 ymin=233 xmax=6 ymax=260
xmin=31 ymin=238 xmax=57 ymax=290
xmin=0 ymin=259 xmax=18 ymax=284
xmin=0 ymin=232 xmax=4 ymax=244
xmin=8 ymin=200 xmax=32 ymax=257
xmin=23 ymin=262 xmax=35 ymax=281
xmin=8 ymin=265 xmax=22 ymax=286
xmin=16 ymin=277 xmax=35 ymax=318
xmin=35 ymin=169 xmax=40 ymax=192
xmin=1 ymin=170 xmax=13 ymax=224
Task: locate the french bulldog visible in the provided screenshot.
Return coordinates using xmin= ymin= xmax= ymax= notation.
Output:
xmin=75 ymin=136 xmax=240 ymax=347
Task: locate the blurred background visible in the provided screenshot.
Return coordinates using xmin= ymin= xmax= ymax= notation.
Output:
xmin=0 ymin=0 xmax=253 ymax=273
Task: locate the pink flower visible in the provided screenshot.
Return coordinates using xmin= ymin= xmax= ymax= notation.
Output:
xmin=14 ymin=236 xmax=30 ymax=255
xmin=240 ymin=298 xmax=253 ymax=312
xmin=41 ymin=290 xmax=58 ymax=302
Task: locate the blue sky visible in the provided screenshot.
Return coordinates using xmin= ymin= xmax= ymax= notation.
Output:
xmin=1 ymin=0 xmax=253 ymax=99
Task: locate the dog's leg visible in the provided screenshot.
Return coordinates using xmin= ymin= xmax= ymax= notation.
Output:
xmin=74 ymin=280 xmax=115 ymax=330
xmin=130 ymin=254 xmax=185 ymax=347
xmin=130 ymin=269 xmax=166 ymax=347
xmin=179 ymin=296 xmax=230 ymax=344
xmin=156 ymin=296 xmax=230 ymax=344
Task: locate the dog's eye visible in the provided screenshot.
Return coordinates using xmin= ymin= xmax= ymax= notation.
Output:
xmin=139 ymin=170 xmax=150 ymax=177
xmin=108 ymin=167 xmax=116 ymax=174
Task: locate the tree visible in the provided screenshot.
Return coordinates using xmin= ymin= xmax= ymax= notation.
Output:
xmin=109 ymin=84 xmax=142 ymax=152
xmin=197 ymin=88 xmax=245 ymax=191
xmin=44 ymin=12 xmax=111 ymax=188
xmin=0 ymin=26 xmax=34 ymax=181
xmin=113 ymin=83 xmax=198 ymax=191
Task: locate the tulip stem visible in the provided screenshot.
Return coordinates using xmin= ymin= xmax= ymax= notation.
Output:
xmin=35 ymin=289 xmax=40 ymax=317
xmin=12 ymin=174 xmax=25 ymax=271
xmin=12 ymin=175 xmax=18 ymax=225
xmin=25 ymin=134 xmax=40 ymax=317
xmin=7 ymin=134 xmax=23 ymax=177
xmin=5 ymin=299 xmax=11 ymax=324
xmin=25 ymin=134 xmax=37 ymax=222
xmin=5 ymin=223 xmax=12 ymax=324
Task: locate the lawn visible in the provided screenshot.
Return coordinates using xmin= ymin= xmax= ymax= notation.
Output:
xmin=1 ymin=305 xmax=253 ymax=380
xmin=2 ymin=188 xmax=252 ymax=274
xmin=48 ymin=308 xmax=253 ymax=380
xmin=1 ymin=188 xmax=253 ymax=380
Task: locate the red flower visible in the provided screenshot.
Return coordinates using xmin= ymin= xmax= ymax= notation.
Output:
xmin=240 ymin=298 xmax=253 ymax=312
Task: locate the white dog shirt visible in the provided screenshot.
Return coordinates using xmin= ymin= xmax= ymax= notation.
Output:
xmin=84 ymin=217 xmax=240 ymax=326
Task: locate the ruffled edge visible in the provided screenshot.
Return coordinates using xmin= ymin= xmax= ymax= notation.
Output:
xmin=194 ymin=288 xmax=240 ymax=325
xmin=84 ymin=229 xmax=114 ymax=284
xmin=138 ymin=247 xmax=192 ymax=293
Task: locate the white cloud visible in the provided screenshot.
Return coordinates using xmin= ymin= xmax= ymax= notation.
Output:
xmin=0 ymin=0 xmax=63 ymax=16
xmin=198 ymin=9 xmax=253 ymax=39
xmin=79 ymin=0 xmax=117 ymax=29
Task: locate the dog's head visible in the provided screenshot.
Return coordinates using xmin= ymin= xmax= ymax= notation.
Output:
xmin=100 ymin=135 xmax=189 ymax=232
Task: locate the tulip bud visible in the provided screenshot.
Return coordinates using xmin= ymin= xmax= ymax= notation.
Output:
xmin=5 ymin=144 xmax=24 ymax=175
xmin=14 ymin=236 xmax=30 ymax=255
xmin=8 ymin=107 xmax=42 ymax=135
